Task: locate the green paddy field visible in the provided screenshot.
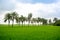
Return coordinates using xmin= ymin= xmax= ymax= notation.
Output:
xmin=0 ymin=24 xmax=60 ymax=40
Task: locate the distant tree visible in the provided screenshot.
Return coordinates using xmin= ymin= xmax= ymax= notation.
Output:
xmin=37 ymin=17 xmax=42 ymax=26
xmin=41 ymin=18 xmax=47 ymax=25
xmin=20 ymin=15 xmax=26 ymax=27
xmin=18 ymin=17 xmax=21 ymax=26
xmin=28 ymin=13 xmax=32 ymax=26
xmin=31 ymin=20 xmax=33 ymax=25
xmin=15 ymin=16 xmax=21 ymax=26
xmin=23 ymin=16 xmax=26 ymax=26
xmin=53 ymin=18 xmax=58 ymax=22
xmin=49 ymin=19 xmax=52 ymax=24
xmin=11 ymin=12 xmax=18 ymax=27
xmin=4 ymin=13 xmax=11 ymax=26
xmin=53 ymin=20 xmax=60 ymax=26
xmin=32 ymin=18 xmax=37 ymax=25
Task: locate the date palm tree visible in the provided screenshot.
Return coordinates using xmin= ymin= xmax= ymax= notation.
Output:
xmin=28 ymin=13 xmax=32 ymax=26
xmin=37 ymin=17 xmax=42 ymax=26
xmin=11 ymin=12 xmax=18 ymax=27
xmin=53 ymin=17 xmax=58 ymax=23
xmin=32 ymin=18 xmax=37 ymax=26
xmin=4 ymin=13 xmax=11 ymax=26
xmin=49 ymin=19 xmax=52 ymax=24
xmin=20 ymin=15 xmax=26 ymax=27
xmin=15 ymin=16 xmax=20 ymax=26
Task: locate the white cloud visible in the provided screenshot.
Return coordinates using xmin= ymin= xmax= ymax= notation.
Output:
xmin=14 ymin=1 xmax=60 ymax=18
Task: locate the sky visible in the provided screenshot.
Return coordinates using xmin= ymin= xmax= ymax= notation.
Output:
xmin=0 ymin=0 xmax=60 ymax=24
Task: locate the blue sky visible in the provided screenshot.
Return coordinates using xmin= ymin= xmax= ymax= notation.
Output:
xmin=17 ymin=0 xmax=56 ymax=3
xmin=0 ymin=0 xmax=15 ymax=12
xmin=0 ymin=0 xmax=57 ymax=12
xmin=0 ymin=0 xmax=57 ymax=13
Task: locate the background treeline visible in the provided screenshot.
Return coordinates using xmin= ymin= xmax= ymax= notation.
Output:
xmin=4 ymin=12 xmax=60 ymax=27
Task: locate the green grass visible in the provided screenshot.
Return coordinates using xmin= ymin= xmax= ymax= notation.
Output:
xmin=0 ymin=24 xmax=60 ymax=40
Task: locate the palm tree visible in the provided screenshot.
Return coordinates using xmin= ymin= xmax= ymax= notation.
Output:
xmin=28 ymin=13 xmax=32 ymax=26
xmin=32 ymin=18 xmax=37 ymax=26
xmin=49 ymin=19 xmax=52 ymax=24
xmin=20 ymin=15 xmax=26 ymax=27
xmin=15 ymin=16 xmax=20 ymax=26
xmin=41 ymin=18 xmax=47 ymax=25
xmin=18 ymin=17 xmax=21 ymax=26
xmin=24 ymin=17 xmax=27 ymax=25
xmin=11 ymin=12 xmax=18 ymax=27
xmin=4 ymin=13 xmax=11 ymax=26
xmin=31 ymin=19 xmax=33 ymax=25
xmin=37 ymin=17 xmax=42 ymax=26
xmin=53 ymin=17 xmax=58 ymax=23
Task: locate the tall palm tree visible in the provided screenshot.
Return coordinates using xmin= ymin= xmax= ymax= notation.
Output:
xmin=37 ymin=17 xmax=42 ymax=26
xmin=31 ymin=19 xmax=33 ymax=25
xmin=32 ymin=18 xmax=37 ymax=26
xmin=49 ymin=19 xmax=52 ymax=24
xmin=15 ymin=16 xmax=20 ymax=26
xmin=28 ymin=13 xmax=32 ymax=26
xmin=20 ymin=15 xmax=26 ymax=27
xmin=53 ymin=17 xmax=58 ymax=23
xmin=18 ymin=17 xmax=21 ymax=26
xmin=24 ymin=17 xmax=27 ymax=25
xmin=11 ymin=12 xmax=18 ymax=27
xmin=4 ymin=13 xmax=11 ymax=26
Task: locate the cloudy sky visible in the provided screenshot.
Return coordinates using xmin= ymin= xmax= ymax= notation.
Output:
xmin=0 ymin=0 xmax=60 ymax=24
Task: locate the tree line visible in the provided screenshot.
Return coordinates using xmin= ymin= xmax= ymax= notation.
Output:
xmin=4 ymin=12 xmax=60 ymax=27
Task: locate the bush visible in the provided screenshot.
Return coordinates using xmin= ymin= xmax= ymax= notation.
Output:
xmin=53 ymin=20 xmax=60 ymax=26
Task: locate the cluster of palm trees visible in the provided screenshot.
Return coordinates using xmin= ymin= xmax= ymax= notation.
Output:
xmin=48 ymin=18 xmax=58 ymax=25
xmin=4 ymin=12 xmax=18 ymax=27
xmin=4 ymin=12 xmax=48 ymax=27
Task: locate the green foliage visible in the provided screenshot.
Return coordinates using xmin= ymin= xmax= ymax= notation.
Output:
xmin=41 ymin=18 xmax=47 ymax=25
xmin=28 ymin=13 xmax=32 ymax=26
xmin=53 ymin=18 xmax=58 ymax=22
xmin=20 ymin=15 xmax=26 ymax=24
xmin=28 ymin=13 xmax=32 ymax=19
xmin=4 ymin=13 xmax=11 ymax=22
xmin=11 ymin=12 xmax=18 ymax=27
xmin=49 ymin=19 xmax=52 ymax=24
xmin=32 ymin=18 xmax=37 ymax=23
xmin=53 ymin=20 xmax=60 ymax=26
xmin=4 ymin=12 xmax=48 ymax=26
xmin=4 ymin=12 xmax=18 ymax=27
xmin=4 ymin=13 xmax=11 ymax=26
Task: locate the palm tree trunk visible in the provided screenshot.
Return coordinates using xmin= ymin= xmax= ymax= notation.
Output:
xmin=19 ymin=22 xmax=20 ymax=27
xmin=38 ymin=22 xmax=39 ymax=27
xmin=35 ymin=22 xmax=36 ymax=26
xmin=22 ymin=21 xmax=23 ymax=27
xmin=8 ymin=20 xmax=10 ymax=27
xmin=28 ymin=22 xmax=29 ymax=26
xmin=24 ymin=21 xmax=25 ymax=27
xmin=12 ymin=19 xmax=14 ymax=28
xmin=28 ymin=21 xmax=30 ymax=27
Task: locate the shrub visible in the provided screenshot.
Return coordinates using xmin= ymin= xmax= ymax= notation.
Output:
xmin=53 ymin=20 xmax=60 ymax=26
